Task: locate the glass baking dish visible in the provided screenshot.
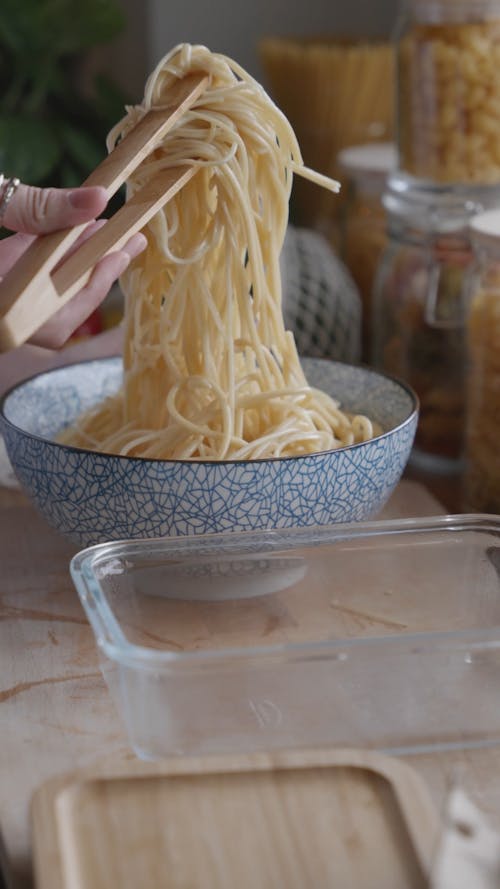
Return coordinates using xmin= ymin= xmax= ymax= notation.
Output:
xmin=71 ymin=514 xmax=500 ymax=761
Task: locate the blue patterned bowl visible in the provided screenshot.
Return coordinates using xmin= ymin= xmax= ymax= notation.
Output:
xmin=0 ymin=357 xmax=418 ymax=546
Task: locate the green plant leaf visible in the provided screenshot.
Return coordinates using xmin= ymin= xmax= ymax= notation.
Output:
xmin=58 ymin=122 xmax=106 ymax=173
xmin=58 ymin=160 xmax=82 ymax=189
xmin=0 ymin=0 xmax=128 ymax=189
xmin=92 ymin=73 xmax=128 ymax=126
xmin=0 ymin=0 xmax=45 ymax=55
xmin=0 ymin=0 xmax=125 ymax=59
xmin=0 ymin=115 xmax=62 ymax=183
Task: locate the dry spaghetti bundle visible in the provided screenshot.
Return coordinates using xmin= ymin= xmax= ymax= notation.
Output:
xmin=259 ymin=37 xmax=395 ymax=227
xmin=60 ymin=44 xmax=376 ymax=461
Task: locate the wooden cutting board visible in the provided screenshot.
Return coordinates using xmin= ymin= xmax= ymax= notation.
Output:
xmin=31 ymin=748 xmax=441 ymax=889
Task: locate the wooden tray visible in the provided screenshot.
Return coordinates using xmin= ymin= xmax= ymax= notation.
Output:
xmin=31 ymin=748 xmax=441 ymax=889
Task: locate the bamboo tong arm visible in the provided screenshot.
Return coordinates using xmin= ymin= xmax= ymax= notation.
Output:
xmin=0 ymin=71 xmax=208 ymax=352
xmin=52 ymin=166 xmax=198 ymax=302
xmin=82 ymin=72 xmax=208 ymax=197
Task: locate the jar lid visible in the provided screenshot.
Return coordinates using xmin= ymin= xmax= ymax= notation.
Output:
xmin=469 ymin=208 xmax=500 ymax=247
xmin=383 ymin=172 xmax=500 ymax=235
xmin=409 ymin=0 xmax=500 ymax=24
xmin=337 ymin=143 xmax=397 ymax=176
xmin=337 ymin=143 xmax=397 ymax=193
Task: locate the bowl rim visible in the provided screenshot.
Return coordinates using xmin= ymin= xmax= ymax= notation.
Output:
xmin=0 ymin=355 xmax=419 ymax=467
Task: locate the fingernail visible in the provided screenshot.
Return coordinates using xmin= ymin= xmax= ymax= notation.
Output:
xmin=115 ymin=252 xmax=131 ymax=275
xmin=68 ymin=186 xmax=107 ymax=211
xmin=126 ymin=232 xmax=148 ymax=257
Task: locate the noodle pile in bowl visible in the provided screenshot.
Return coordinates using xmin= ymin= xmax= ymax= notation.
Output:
xmin=59 ymin=43 xmax=378 ymax=461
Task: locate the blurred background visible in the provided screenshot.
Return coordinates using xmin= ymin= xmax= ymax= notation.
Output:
xmin=0 ymin=0 xmax=399 ymax=186
xmin=110 ymin=0 xmax=399 ymax=96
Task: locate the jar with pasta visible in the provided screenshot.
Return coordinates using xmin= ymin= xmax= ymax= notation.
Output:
xmin=395 ymin=0 xmax=500 ymax=184
xmin=337 ymin=143 xmax=397 ymax=361
xmin=463 ymin=209 xmax=500 ymax=511
xmin=372 ymin=172 xmax=500 ymax=471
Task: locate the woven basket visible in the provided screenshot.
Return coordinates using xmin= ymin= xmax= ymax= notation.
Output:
xmin=282 ymin=226 xmax=361 ymax=365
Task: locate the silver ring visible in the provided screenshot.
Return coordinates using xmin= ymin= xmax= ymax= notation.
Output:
xmin=0 ymin=176 xmax=21 ymax=225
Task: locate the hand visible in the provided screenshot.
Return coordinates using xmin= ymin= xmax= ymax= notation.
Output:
xmin=0 ymin=182 xmax=146 ymax=348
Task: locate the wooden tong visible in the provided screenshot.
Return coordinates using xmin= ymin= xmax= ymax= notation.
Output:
xmin=0 ymin=71 xmax=208 ymax=352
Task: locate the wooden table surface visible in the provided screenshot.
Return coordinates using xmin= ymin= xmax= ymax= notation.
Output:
xmin=2 ymin=479 xmax=500 ymax=889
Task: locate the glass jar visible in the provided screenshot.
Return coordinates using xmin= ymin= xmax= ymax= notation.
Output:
xmin=337 ymin=143 xmax=397 ymax=361
xmin=463 ymin=209 xmax=500 ymax=511
xmin=372 ymin=172 xmax=500 ymax=471
xmin=395 ymin=0 xmax=500 ymax=183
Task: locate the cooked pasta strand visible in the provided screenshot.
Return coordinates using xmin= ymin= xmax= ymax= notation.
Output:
xmin=60 ymin=44 xmax=376 ymax=460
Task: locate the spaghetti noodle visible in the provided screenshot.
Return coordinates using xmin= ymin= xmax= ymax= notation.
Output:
xmin=60 ymin=44 xmax=377 ymax=460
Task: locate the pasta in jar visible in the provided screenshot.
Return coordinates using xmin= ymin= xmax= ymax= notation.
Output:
xmin=373 ymin=236 xmax=468 ymax=464
xmin=396 ymin=0 xmax=500 ymax=183
xmin=463 ymin=210 xmax=500 ymax=512
xmin=371 ymin=173 xmax=500 ymax=469
xmin=337 ymin=143 xmax=396 ymax=362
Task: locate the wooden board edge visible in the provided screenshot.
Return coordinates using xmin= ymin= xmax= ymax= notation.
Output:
xmin=31 ymin=747 xmax=441 ymax=889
